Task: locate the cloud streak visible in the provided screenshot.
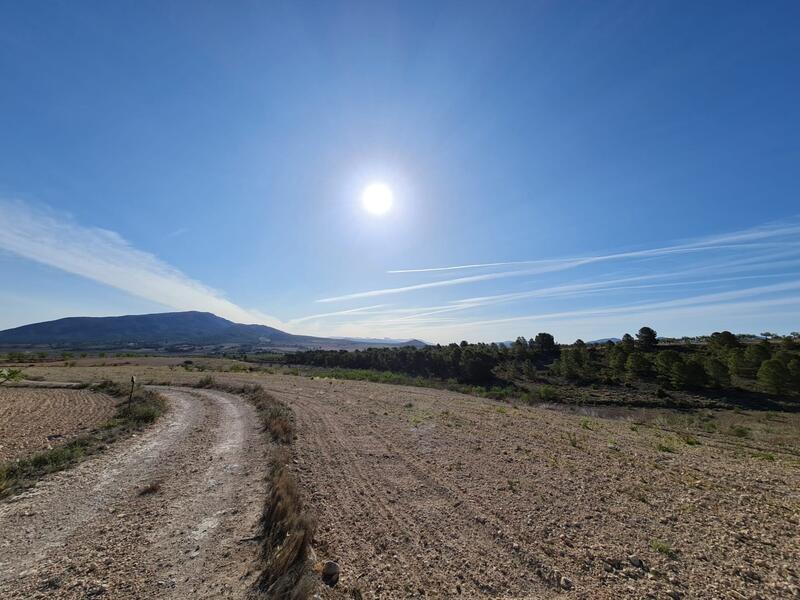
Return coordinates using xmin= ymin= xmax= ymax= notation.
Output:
xmin=318 ymin=218 xmax=800 ymax=304
xmin=388 ymin=221 xmax=800 ymax=274
xmin=0 ymin=199 xmax=283 ymax=327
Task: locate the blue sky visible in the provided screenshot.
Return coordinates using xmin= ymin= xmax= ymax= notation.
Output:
xmin=1 ymin=1 xmax=799 ymax=343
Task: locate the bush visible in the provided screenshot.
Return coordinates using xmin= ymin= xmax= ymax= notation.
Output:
xmin=625 ymin=353 xmax=651 ymax=379
xmin=704 ymin=357 xmax=731 ymax=388
xmin=757 ymin=359 xmax=790 ymax=394
xmin=537 ymin=385 xmax=559 ymax=402
xmin=670 ymin=359 xmax=707 ymax=389
xmin=655 ymin=351 xmax=681 ymax=380
xmin=195 ymin=375 xmax=216 ymax=388
xmin=0 ymin=368 xmax=24 ymax=385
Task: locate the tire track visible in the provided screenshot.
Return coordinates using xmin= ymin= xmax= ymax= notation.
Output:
xmin=269 ymin=382 xmax=556 ymax=598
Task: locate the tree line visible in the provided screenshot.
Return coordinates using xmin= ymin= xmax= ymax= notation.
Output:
xmin=290 ymin=328 xmax=800 ymax=395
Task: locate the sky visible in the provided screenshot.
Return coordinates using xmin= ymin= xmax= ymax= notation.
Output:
xmin=1 ymin=1 xmax=799 ymax=344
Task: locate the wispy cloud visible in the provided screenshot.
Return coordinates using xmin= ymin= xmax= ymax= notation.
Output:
xmin=0 ymin=199 xmax=283 ymax=327
xmin=318 ymin=219 xmax=800 ymax=304
xmin=166 ymin=227 xmax=189 ymax=238
xmin=316 ymin=267 xmax=562 ymax=303
xmin=388 ymin=221 xmax=800 ymax=274
xmin=445 ymin=280 xmax=800 ymax=329
xmin=298 ymin=219 xmax=800 ymax=342
xmin=324 ymin=284 xmax=800 ymax=342
xmin=288 ymin=304 xmax=390 ymax=325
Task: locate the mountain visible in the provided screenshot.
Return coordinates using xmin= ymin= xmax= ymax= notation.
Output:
xmin=335 ymin=336 xmax=429 ymax=348
xmin=586 ymin=337 xmax=621 ymax=345
xmin=0 ymin=311 xmax=420 ymax=351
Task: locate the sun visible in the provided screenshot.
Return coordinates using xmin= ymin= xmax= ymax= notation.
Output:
xmin=361 ymin=182 xmax=393 ymax=215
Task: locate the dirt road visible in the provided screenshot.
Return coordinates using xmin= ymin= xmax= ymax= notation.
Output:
xmin=0 ymin=387 xmax=267 ymax=599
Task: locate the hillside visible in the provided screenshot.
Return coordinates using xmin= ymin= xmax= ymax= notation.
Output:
xmin=0 ymin=311 xmax=422 ymax=351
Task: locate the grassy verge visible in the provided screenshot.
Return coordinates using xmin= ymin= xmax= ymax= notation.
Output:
xmin=301 ymin=366 xmax=531 ymax=402
xmin=0 ymin=381 xmax=166 ymax=500
xmin=195 ymin=377 xmax=316 ymax=599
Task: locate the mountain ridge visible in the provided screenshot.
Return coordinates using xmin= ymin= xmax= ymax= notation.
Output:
xmin=0 ymin=311 xmax=427 ymax=351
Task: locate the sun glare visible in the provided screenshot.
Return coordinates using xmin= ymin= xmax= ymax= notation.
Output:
xmin=361 ymin=182 xmax=393 ymax=215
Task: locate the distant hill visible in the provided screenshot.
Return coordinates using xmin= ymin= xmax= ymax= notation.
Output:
xmin=336 ymin=336 xmax=429 ymax=348
xmin=0 ymin=311 xmax=423 ymax=351
xmin=586 ymin=337 xmax=621 ymax=345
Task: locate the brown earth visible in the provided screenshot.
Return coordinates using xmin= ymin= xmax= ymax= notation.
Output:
xmin=0 ymin=387 xmax=117 ymax=462
xmin=257 ymin=376 xmax=799 ymax=600
xmin=3 ymin=363 xmax=800 ymax=599
xmin=0 ymin=387 xmax=267 ymax=599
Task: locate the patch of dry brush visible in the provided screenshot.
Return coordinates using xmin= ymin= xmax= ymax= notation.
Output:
xmin=253 ymin=449 xmax=317 ymax=599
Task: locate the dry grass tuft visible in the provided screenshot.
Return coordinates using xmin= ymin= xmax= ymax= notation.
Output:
xmin=252 ymin=451 xmax=317 ymax=599
xmin=138 ymin=480 xmax=162 ymax=496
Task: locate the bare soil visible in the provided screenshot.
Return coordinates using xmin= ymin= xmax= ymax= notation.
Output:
xmin=4 ymin=363 xmax=800 ymax=599
xmin=0 ymin=387 xmax=267 ymax=599
xmin=256 ymin=376 xmax=799 ymax=600
xmin=0 ymin=387 xmax=117 ymax=462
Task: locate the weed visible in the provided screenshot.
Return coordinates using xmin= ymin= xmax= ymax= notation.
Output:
xmin=649 ymin=539 xmax=677 ymax=558
xmin=729 ymin=425 xmax=751 ymax=438
xmin=196 ymin=374 xmax=216 ymax=388
xmin=656 ymin=442 xmax=676 ymax=453
xmin=580 ymin=417 xmax=596 ymax=431
xmin=752 ymin=451 xmax=775 ymax=461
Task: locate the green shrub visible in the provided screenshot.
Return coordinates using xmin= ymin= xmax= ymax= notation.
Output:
xmin=650 ymin=540 xmax=677 ymax=558
xmin=537 ymin=385 xmax=559 ymax=402
xmin=757 ymin=359 xmax=790 ymax=394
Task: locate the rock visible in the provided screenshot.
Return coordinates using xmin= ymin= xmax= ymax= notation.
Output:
xmin=86 ymin=584 xmax=108 ymax=597
xmin=604 ymin=558 xmax=622 ymax=570
xmin=559 ymin=576 xmax=573 ymax=590
xmin=322 ymin=560 xmax=340 ymax=587
xmin=629 ymin=555 xmax=645 ymax=569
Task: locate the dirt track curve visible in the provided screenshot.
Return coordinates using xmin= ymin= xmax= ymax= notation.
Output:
xmin=0 ymin=387 xmax=267 ymax=599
